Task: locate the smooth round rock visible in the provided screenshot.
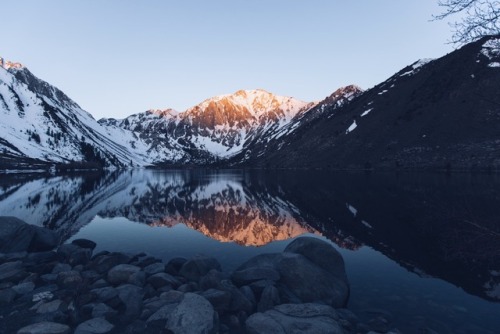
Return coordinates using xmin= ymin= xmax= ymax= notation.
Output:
xmin=17 ymin=322 xmax=70 ymax=334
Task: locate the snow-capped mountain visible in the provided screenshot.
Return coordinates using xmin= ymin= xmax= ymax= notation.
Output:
xmin=0 ymin=58 xmax=150 ymax=169
xmin=99 ymin=89 xmax=316 ymax=165
xmin=238 ymin=35 xmax=500 ymax=170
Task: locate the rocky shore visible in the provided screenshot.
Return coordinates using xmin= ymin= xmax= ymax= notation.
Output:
xmin=0 ymin=217 xmax=398 ymax=334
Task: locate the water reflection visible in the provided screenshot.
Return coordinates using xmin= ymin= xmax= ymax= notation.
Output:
xmin=0 ymin=170 xmax=499 ymax=307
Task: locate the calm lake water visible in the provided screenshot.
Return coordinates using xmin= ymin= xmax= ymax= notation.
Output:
xmin=1 ymin=169 xmax=499 ymax=333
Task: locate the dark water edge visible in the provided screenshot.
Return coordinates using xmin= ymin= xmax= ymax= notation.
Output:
xmin=1 ymin=169 xmax=499 ymax=333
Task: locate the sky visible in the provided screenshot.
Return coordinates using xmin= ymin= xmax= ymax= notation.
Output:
xmin=0 ymin=1 xmax=457 ymax=119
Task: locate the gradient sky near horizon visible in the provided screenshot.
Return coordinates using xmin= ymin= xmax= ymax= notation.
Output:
xmin=1 ymin=1 xmax=457 ymax=119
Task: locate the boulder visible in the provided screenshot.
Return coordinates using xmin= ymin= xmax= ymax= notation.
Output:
xmin=277 ymin=252 xmax=349 ymax=307
xmin=0 ymin=217 xmax=35 ymax=253
xmin=36 ymin=299 xmax=64 ymax=314
xmin=147 ymin=272 xmax=181 ymax=289
xmin=91 ymin=252 xmax=131 ymax=274
xmin=143 ymin=262 xmax=165 ymax=276
xmin=0 ymin=261 xmax=26 ymax=282
xmin=91 ymin=303 xmax=117 ymax=318
xmin=56 ymin=270 xmax=82 ymax=289
xmin=165 ymin=257 xmax=187 ymax=275
xmin=199 ymin=288 xmax=232 ymax=313
xmin=236 ymin=237 xmax=350 ymax=308
xmin=71 ymin=239 xmax=97 ymax=251
xmin=12 ymin=282 xmax=35 ymax=295
xmin=166 ymin=293 xmax=218 ymax=334
xmin=257 ymin=285 xmax=280 ymax=312
xmin=17 ymin=322 xmax=71 ymax=334
xmin=284 ymin=237 xmax=348 ymax=282
xmin=74 ymin=317 xmax=114 ymax=334
xmin=57 ymin=244 xmax=92 ymax=266
xmin=117 ymin=284 xmax=144 ymax=317
xmin=107 ymin=264 xmax=141 ymax=285
xmin=0 ymin=288 xmax=16 ymax=305
xmin=0 ymin=217 xmax=59 ymax=253
xmin=231 ymin=267 xmax=280 ymax=287
xmin=246 ymin=303 xmax=344 ymax=334
xmin=91 ymin=287 xmax=117 ymax=302
xmin=179 ymin=256 xmax=222 ymax=282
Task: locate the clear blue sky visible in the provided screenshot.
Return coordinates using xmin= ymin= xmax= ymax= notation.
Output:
xmin=1 ymin=1 xmax=456 ymax=119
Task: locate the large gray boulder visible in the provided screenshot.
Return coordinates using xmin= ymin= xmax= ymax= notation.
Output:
xmin=0 ymin=217 xmax=59 ymax=253
xmin=246 ymin=303 xmax=345 ymax=334
xmin=235 ymin=237 xmax=349 ymax=308
xmin=166 ymin=293 xmax=218 ymax=334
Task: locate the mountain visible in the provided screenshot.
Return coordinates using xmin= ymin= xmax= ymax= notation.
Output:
xmin=99 ymin=89 xmax=316 ymax=165
xmin=0 ymin=58 xmax=151 ymax=170
xmin=239 ymin=35 xmax=500 ymax=171
xmin=2 ymin=35 xmax=499 ymax=171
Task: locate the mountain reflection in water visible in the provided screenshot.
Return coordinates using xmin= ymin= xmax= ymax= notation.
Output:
xmin=1 ymin=169 xmax=499 ymax=332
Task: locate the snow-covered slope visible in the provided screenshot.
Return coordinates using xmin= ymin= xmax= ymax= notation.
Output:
xmin=0 ymin=58 xmax=149 ymax=169
xmin=99 ymin=89 xmax=316 ymax=165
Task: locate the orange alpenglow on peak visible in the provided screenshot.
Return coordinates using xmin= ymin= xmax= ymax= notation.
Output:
xmin=0 ymin=57 xmax=24 ymax=70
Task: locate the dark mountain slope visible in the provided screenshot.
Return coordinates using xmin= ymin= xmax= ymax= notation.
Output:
xmin=243 ymin=35 xmax=500 ymax=171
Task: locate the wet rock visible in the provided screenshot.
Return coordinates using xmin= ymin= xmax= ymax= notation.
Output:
xmin=143 ymin=262 xmax=165 ymax=276
xmin=17 ymin=321 xmax=71 ymax=334
xmin=117 ymin=284 xmax=143 ymax=317
xmin=71 ymin=239 xmax=97 ymax=251
xmin=0 ymin=216 xmax=35 ymax=253
xmin=257 ymin=285 xmax=280 ymax=312
xmin=179 ymin=255 xmax=221 ymax=282
xmin=36 ymin=299 xmax=64 ymax=314
xmin=146 ymin=303 xmax=178 ymax=322
xmin=91 ymin=287 xmax=117 ymax=302
xmin=90 ymin=279 xmax=108 ymax=289
xmin=177 ymin=282 xmax=198 ymax=292
xmin=160 ymin=289 xmax=185 ymax=303
xmin=26 ymin=251 xmax=58 ymax=264
xmin=231 ymin=267 xmax=280 ymax=287
xmin=0 ymin=260 xmax=25 ymax=282
xmin=199 ymin=269 xmax=225 ymax=290
xmin=165 ymin=257 xmax=187 ymax=275
xmin=107 ymin=264 xmax=141 ymax=285
xmin=75 ymin=317 xmax=114 ymax=334
xmin=57 ymin=244 xmax=91 ymax=266
xmin=246 ymin=303 xmax=343 ymax=334
xmin=128 ymin=271 xmax=146 ymax=287
xmin=51 ymin=263 xmax=71 ymax=275
xmin=368 ymin=316 xmax=391 ymax=333
xmin=12 ymin=282 xmax=35 ymax=295
xmin=30 ymin=225 xmax=60 ymax=252
xmin=277 ymin=252 xmax=349 ymax=307
xmin=147 ymin=272 xmax=181 ymax=289
xmin=91 ymin=303 xmax=117 ymax=318
xmin=91 ymin=253 xmax=131 ymax=274
xmin=199 ymin=288 xmax=232 ymax=313
xmin=57 ymin=270 xmax=82 ymax=289
xmin=0 ymin=288 xmax=16 ymax=305
xmin=166 ymin=292 xmax=218 ymax=334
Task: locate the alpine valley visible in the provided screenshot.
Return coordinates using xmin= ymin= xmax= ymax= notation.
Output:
xmin=1 ymin=35 xmax=499 ymax=171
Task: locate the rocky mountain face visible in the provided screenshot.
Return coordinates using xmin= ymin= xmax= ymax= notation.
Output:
xmin=239 ymin=35 xmax=500 ymax=171
xmin=1 ymin=35 xmax=499 ymax=170
xmin=98 ymin=89 xmax=316 ymax=165
xmin=0 ymin=58 xmax=150 ymax=169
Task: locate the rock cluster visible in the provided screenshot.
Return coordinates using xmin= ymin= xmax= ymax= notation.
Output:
xmin=0 ymin=218 xmax=399 ymax=333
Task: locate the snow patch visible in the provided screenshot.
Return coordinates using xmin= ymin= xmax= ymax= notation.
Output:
xmin=345 ymin=121 xmax=357 ymax=134
xmin=360 ymin=108 xmax=373 ymax=117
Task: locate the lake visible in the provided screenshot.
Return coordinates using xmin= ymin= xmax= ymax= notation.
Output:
xmin=1 ymin=169 xmax=499 ymax=333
